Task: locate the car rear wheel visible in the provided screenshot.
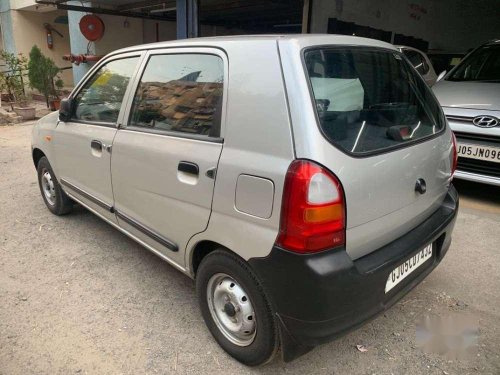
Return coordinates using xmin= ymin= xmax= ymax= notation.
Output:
xmin=37 ymin=156 xmax=73 ymax=215
xmin=196 ymin=249 xmax=279 ymax=366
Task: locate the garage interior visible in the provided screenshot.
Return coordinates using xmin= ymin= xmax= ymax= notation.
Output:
xmin=30 ymin=0 xmax=498 ymax=85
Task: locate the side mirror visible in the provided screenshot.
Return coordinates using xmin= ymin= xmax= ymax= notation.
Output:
xmin=436 ymin=70 xmax=447 ymax=82
xmin=59 ymin=98 xmax=73 ymax=122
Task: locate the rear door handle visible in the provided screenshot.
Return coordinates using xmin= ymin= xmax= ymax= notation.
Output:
xmin=91 ymin=140 xmax=103 ymax=151
xmin=91 ymin=140 xmax=111 ymax=153
xmin=178 ymin=161 xmax=199 ymax=176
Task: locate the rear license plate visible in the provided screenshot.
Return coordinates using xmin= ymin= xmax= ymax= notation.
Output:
xmin=385 ymin=243 xmax=433 ymax=293
xmin=457 ymin=143 xmax=500 ymax=163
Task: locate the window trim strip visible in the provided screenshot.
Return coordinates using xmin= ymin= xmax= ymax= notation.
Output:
xmin=122 ymin=126 xmax=224 ymax=143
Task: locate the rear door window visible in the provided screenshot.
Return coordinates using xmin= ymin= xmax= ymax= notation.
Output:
xmin=129 ymin=53 xmax=224 ymax=137
xmin=305 ymin=48 xmax=445 ymax=155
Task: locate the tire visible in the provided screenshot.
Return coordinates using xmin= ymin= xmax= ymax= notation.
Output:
xmin=196 ymin=249 xmax=279 ymax=366
xmin=37 ymin=156 xmax=73 ymax=215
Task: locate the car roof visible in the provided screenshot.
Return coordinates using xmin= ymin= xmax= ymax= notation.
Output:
xmin=111 ymin=34 xmax=398 ymax=56
xmin=395 ymin=45 xmax=426 ymax=53
xmin=486 ymin=39 xmax=500 ymax=45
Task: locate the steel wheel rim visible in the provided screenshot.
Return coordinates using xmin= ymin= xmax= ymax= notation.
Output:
xmin=207 ymin=273 xmax=256 ymax=347
xmin=41 ymin=168 xmax=56 ymax=206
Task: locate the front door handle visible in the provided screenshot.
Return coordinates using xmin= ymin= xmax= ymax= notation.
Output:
xmin=178 ymin=161 xmax=199 ymax=176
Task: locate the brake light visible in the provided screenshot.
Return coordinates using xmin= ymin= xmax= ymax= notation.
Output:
xmin=276 ymin=160 xmax=345 ymax=253
xmin=451 ymin=132 xmax=458 ymax=175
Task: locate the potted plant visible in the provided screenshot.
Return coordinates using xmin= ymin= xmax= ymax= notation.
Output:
xmin=49 ymin=77 xmax=64 ymax=111
xmin=28 ymin=45 xmax=64 ymax=112
xmin=0 ymin=50 xmax=35 ymax=120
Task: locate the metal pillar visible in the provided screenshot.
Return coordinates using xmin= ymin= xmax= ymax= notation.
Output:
xmin=67 ymin=1 xmax=96 ymax=85
xmin=176 ymin=0 xmax=199 ymax=39
xmin=302 ymin=0 xmax=312 ymax=34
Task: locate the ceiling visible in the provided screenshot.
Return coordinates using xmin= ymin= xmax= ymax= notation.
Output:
xmin=35 ymin=0 xmax=304 ymax=32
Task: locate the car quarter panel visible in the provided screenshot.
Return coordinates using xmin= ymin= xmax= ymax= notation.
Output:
xmin=185 ymin=40 xmax=295 ymax=271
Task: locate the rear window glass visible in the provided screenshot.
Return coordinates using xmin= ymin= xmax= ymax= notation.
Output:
xmin=305 ymin=48 xmax=445 ymax=155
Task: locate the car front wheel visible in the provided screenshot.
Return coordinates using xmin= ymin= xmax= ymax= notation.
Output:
xmin=37 ymin=156 xmax=73 ymax=215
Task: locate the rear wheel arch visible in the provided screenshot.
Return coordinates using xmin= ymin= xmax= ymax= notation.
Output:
xmin=191 ymin=240 xmax=225 ymax=276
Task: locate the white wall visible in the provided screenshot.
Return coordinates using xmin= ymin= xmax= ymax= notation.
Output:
xmin=93 ymin=14 xmax=143 ymax=55
xmin=143 ymin=19 xmax=176 ymax=44
xmin=10 ymin=9 xmax=73 ymax=86
xmin=310 ymin=0 xmax=499 ymax=51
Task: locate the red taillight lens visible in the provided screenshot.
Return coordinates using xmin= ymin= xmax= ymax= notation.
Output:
xmin=451 ymin=132 xmax=458 ymax=175
xmin=276 ymin=160 xmax=345 ymax=253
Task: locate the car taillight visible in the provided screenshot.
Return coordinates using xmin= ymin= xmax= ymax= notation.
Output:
xmin=276 ymin=160 xmax=345 ymax=253
xmin=451 ymin=132 xmax=458 ymax=175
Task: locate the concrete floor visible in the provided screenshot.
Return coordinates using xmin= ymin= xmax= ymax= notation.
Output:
xmin=1 ymin=122 xmax=499 ymax=374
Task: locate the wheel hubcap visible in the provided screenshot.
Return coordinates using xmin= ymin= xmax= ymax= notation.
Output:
xmin=41 ymin=169 xmax=56 ymax=206
xmin=207 ymin=273 xmax=256 ymax=346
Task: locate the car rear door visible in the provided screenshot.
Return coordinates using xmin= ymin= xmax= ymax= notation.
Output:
xmin=53 ymin=52 xmax=143 ymax=222
xmin=110 ymin=48 xmax=227 ymax=267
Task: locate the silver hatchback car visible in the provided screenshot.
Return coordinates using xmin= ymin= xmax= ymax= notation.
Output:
xmin=31 ymin=35 xmax=458 ymax=366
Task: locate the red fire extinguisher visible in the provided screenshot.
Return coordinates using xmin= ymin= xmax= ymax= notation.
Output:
xmin=44 ymin=24 xmax=63 ymax=49
xmin=46 ymin=28 xmax=53 ymax=49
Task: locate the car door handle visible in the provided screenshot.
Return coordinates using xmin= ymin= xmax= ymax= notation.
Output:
xmin=91 ymin=140 xmax=103 ymax=151
xmin=178 ymin=161 xmax=199 ymax=176
xmin=91 ymin=140 xmax=111 ymax=153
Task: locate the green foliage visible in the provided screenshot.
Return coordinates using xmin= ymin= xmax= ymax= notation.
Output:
xmin=0 ymin=50 xmax=30 ymax=107
xmin=28 ymin=45 xmax=63 ymax=107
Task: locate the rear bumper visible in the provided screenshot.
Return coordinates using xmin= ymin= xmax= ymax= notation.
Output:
xmin=249 ymin=185 xmax=459 ymax=362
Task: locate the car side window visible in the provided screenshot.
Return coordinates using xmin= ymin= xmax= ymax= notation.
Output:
xmin=72 ymin=57 xmax=139 ymax=124
xmin=129 ymin=53 xmax=224 ymax=137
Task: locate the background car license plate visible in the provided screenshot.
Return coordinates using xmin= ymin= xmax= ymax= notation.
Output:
xmin=385 ymin=243 xmax=433 ymax=293
xmin=457 ymin=143 xmax=500 ymax=163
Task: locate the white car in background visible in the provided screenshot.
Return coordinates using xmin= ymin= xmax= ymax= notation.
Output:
xmin=397 ymin=46 xmax=438 ymax=86
xmin=433 ymin=39 xmax=500 ymax=186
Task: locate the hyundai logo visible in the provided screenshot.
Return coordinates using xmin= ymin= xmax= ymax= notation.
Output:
xmin=472 ymin=115 xmax=499 ymax=128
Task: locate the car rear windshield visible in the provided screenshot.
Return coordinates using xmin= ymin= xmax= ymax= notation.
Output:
xmin=305 ymin=47 xmax=445 ymax=155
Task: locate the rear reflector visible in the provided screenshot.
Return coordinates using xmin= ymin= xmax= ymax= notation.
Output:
xmin=276 ymin=160 xmax=345 ymax=253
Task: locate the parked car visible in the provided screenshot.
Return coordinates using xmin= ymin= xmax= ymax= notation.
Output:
xmin=396 ymin=45 xmax=438 ymax=86
xmin=433 ymin=39 xmax=500 ymax=186
xmin=31 ymin=35 xmax=458 ymax=366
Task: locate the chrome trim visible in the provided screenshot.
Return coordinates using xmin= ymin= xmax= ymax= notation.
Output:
xmin=115 ymin=210 xmax=178 ymax=252
xmin=454 ymin=170 xmax=500 ymax=186
xmin=65 ymin=191 xmax=188 ymax=274
xmin=60 ymin=179 xmax=113 ymax=212
xmin=446 ymin=115 xmax=473 ymax=123
xmin=472 ymin=115 xmax=499 ymax=128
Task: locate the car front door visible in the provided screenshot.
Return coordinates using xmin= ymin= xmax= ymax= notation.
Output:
xmin=110 ymin=48 xmax=227 ymax=268
xmin=53 ymin=53 xmax=143 ymax=222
